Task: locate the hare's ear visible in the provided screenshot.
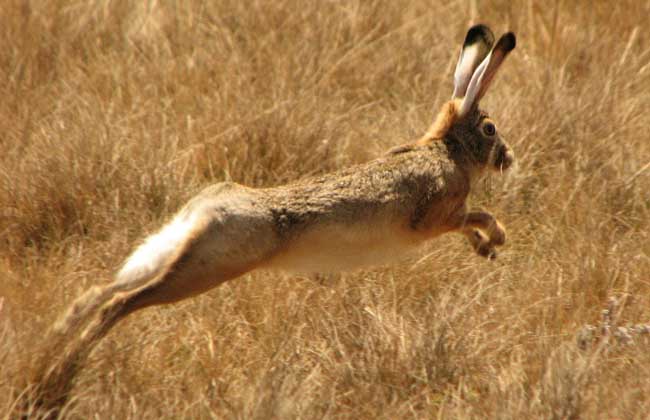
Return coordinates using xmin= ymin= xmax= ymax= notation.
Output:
xmin=452 ymin=25 xmax=495 ymax=99
xmin=458 ymin=32 xmax=516 ymax=117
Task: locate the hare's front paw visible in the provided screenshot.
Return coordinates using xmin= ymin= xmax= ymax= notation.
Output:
xmin=488 ymin=221 xmax=506 ymax=247
xmin=477 ymin=242 xmax=498 ymax=260
xmin=468 ymin=229 xmax=497 ymax=259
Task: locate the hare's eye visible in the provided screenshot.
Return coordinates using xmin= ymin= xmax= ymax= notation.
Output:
xmin=482 ymin=122 xmax=496 ymax=137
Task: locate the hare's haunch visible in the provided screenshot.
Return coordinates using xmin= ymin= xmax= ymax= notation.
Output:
xmin=24 ymin=24 xmax=516 ymax=418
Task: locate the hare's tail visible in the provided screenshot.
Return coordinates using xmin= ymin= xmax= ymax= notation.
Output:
xmin=20 ymin=211 xmax=201 ymax=419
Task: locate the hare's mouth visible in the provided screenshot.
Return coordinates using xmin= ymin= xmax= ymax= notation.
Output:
xmin=493 ymin=145 xmax=514 ymax=172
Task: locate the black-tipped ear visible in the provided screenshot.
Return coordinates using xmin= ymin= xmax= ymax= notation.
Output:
xmin=458 ymin=32 xmax=517 ymax=117
xmin=452 ymin=24 xmax=495 ymax=99
xmin=497 ymin=32 xmax=516 ymax=51
xmin=466 ymin=24 xmax=495 ymax=47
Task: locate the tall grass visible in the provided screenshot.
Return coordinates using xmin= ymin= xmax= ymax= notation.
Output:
xmin=1 ymin=0 xmax=649 ymax=418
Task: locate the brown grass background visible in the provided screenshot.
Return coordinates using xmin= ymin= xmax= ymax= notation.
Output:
xmin=1 ymin=0 xmax=649 ymax=418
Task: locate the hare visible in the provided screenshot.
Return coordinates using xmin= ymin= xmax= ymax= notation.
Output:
xmin=25 ymin=24 xmax=516 ymax=418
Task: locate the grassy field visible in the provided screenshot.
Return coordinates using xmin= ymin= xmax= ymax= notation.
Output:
xmin=1 ymin=0 xmax=649 ymax=418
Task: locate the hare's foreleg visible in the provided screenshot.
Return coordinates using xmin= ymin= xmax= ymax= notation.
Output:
xmin=463 ymin=211 xmax=506 ymax=245
xmin=462 ymin=228 xmax=495 ymax=258
xmin=451 ymin=210 xmax=506 ymax=258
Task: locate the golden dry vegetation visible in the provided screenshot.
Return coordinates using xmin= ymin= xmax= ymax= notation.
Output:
xmin=1 ymin=0 xmax=650 ymax=418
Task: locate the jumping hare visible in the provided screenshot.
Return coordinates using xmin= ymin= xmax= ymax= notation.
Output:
xmin=27 ymin=24 xmax=516 ymax=417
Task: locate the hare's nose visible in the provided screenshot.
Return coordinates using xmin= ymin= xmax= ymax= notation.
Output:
xmin=503 ymin=147 xmax=514 ymax=170
xmin=495 ymin=145 xmax=514 ymax=171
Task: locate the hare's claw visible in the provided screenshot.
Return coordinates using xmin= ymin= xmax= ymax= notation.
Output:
xmin=483 ymin=246 xmax=498 ymax=260
xmin=477 ymin=241 xmax=498 ymax=259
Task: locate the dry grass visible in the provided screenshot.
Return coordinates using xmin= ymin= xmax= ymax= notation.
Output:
xmin=1 ymin=0 xmax=649 ymax=418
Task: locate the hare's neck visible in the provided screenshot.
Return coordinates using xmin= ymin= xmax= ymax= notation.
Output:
xmin=442 ymin=136 xmax=484 ymax=183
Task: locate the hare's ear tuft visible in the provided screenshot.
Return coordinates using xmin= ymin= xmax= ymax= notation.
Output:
xmin=458 ymin=32 xmax=516 ymax=118
xmin=452 ymin=24 xmax=495 ymax=99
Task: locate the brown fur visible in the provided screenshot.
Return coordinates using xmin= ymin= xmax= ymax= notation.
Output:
xmin=22 ymin=98 xmax=513 ymax=418
xmin=421 ymin=99 xmax=462 ymax=144
xmin=21 ymin=27 xmax=517 ymax=418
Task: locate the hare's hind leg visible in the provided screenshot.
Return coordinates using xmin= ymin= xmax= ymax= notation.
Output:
xmin=116 ymin=192 xmax=280 ymax=314
xmin=25 ymin=184 xmax=279 ymax=417
xmin=117 ymin=251 xmax=261 ymax=316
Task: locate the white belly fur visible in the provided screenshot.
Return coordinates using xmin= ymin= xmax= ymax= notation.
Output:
xmin=264 ymin=221 xmax=423 ymax=273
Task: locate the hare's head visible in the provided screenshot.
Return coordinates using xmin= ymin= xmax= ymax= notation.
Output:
xmin=429 ymin=25 xmax=516 ymax=174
